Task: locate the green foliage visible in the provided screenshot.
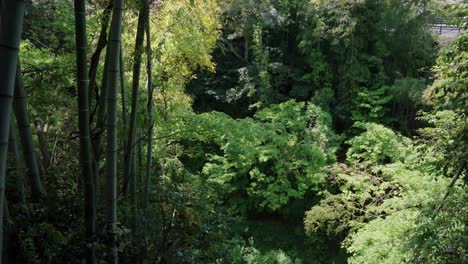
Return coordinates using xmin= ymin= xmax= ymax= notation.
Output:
xmin=380 ymin=33 xmax=468 ymax=264
xmin=304 ymin=116 xmax=461 ymax=263
xmin=252 ymin=24 xmax=272 ymax=107
xmin=406 ymin=189 xmax=467 ymax=264
xmin=388 ymin=78 xmax=426 ymax=130
xmin=351 ymin=86 xmax=393 ymax=124
xmin=310 ymin=87 xmax=334 ymax=112
xmin=188 ymin=0 xmax=333 ymax=116
xmin=118 ymin=0 xmax=222 ymax=118
xmin=177 ymin=100 xmax=335 ymax=211
xmin=151 ymin=0 xmax=220 ymax=89
xmin=421 ymin=33 xmax=468 ymax=174
xmin=418 ymin=110 xmax=462 ymax=170
xmin=225 ymin=238 xmax=302 ymax=264
xmin=305 ymin=164 xmax=385 ymax=238
xmin=237 ymin=217 xmax=345 ymax=263
xmin=190 ymin=0 xmax=436 ymax=134
xmin=425 ymin=33 xmax=468 ymax=114
xmin=302 ymin=0 xmax=435 ymax=130
xmin=12 ymin=166 xmax=83 ymax=263
xmin=6 ymin=1 xmax=465 ymax=263
xmin=333 ymin=35 xmax=468 ymax=264
xmin=105 ymin=134 xmax=241 ymax=262
xmin=389 ymin=78 xmax=425 ymax=109
xmin=19 ymin=222 xmax=69 ymax=263
xmin=443 ymin=2 xmax=468 ymax=30
xmin=23 ymin=0 xmax=75 ymax=52
xmin=19 ymin=40 xmax=76 ymax=125
xmin=343 ymin=162 xmax=450 ymax=263
xmin=343 ymin=185 xmax=466 ymax=264
xmin=346 ymin=123 xmax=411 ymax=165
xmin=345 ymin=210 xmax=417 ymax=264
xmin=305 ymin=159 xmax=451 ymax=264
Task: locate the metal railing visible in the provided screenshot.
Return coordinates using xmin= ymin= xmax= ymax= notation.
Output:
xmin=431 ymin=17 xmax=465 ymax=35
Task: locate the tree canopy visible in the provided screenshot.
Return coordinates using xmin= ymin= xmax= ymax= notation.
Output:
xmin=0 ymin=0 xmax=466 ymax=263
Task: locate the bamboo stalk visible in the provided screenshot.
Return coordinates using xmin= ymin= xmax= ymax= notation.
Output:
xmin=0 ymin=1 xmax=26 ymax=262
xmin=73 ymin=0 xmax=97 ymax=262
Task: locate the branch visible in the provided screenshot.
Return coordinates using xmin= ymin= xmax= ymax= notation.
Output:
xmin=437 ymin=160 xmax=466 ymax=212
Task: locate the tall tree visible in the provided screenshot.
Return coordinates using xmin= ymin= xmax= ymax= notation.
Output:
xmin=105 ymin=0 xmax=124 ymax=262
xmin=95 ymin=48 xmax=110 ymax=161
xmin=0 ymin=0 xmax=26 ymax=262
xmin=91 ymin=45 xmax=110 ymax=197
xmin=13 ymin=64 xmax=43 ymax=201
xmin=88 ymin=1 xmax=113 ymax=102
xmin=141 ymin=12 xmax=154 ymax=263
xmin=130 ymin=133 xmax=137 ymax=230
xmin=124 ymin=1 xmax=147 ymax=195
xmin=90 ymin=6 xmax=112 ymax=185
xmin=120 ymin=47 xmax=128 ymax=154
xmin=73 ymin=0 xmax=96 ymax=263
xmin=143 ymin=12 xmax=154 ymax=211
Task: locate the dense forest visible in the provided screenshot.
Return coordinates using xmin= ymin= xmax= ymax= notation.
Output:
xmin=0 ymin=0 xmax=466 ymax=263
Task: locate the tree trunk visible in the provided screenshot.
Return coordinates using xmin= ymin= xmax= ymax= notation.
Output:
xmin=73 ymin=0 xmax=97 ymax=262
xmin=137 ymin=132 xmax=142 ymax=206
xmin=142 ymin=14 xmax=154 ymax=262
xmin=88 ymin=1 xmax=113 ymax=104
xmin=95 ymin=47 xmax=110 ymax=156
xmin=124 ymin=3 xmax=147 ymax=195
xmin=130 ymin=133 xmax=137 ymax=231
xmin=120 ymin=46 xmax=127 ymax=155
xmin=33 ymin=118 xmax=50 ymax=170
xmin=105 ymin=0 xmax=124 ymax=262
xmin=8 ymin=120 xmax=25 ymax=204
xmin=0 ymin=1 xmax=26 ymax=262
xmin=97 ymin=42 xmax=110 ymax=132
xmin=13 ymin=64 xmax=43 ymax=202
xmin=92 ymin=45 xmax=111 ymax=197
xmin=143 ymin=13 xmax=154 ymax=211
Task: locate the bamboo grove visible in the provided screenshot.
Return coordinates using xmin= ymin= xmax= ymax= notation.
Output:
xmin=0 ymin=0 xmax=193 ymax=262
xmin=0 ymin=0 xmax=466 ymax=263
